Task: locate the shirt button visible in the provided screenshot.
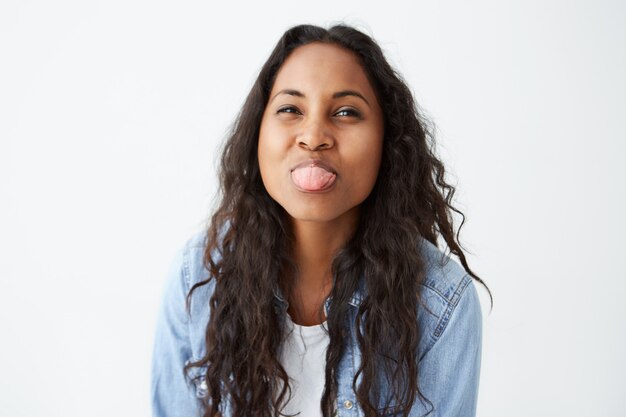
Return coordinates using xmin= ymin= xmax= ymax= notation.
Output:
xmin=343 ymin=400 xmax=353 ymax=409
xmin=195 ymin=379 xmax=208 ymax=398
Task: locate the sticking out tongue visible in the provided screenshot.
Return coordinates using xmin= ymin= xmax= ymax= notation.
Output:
xmin=291 ymin=165 xmax=337 ymax=191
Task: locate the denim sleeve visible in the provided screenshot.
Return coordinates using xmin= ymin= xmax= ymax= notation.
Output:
xmin=416 ymin=276 xmax=483 ymax=417
xmin=151 ymin=244 xmax=203 ymax=417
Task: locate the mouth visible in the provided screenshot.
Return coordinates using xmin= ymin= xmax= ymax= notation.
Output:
xmin=290 ymin=159 xmax=338 ymax=192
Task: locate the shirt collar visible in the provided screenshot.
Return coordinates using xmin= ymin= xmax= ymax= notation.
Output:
xmin=272 ymin=275 xmax=365 ymax=312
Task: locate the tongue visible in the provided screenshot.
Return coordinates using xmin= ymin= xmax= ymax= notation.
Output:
xmin=291 ymin=166 xmax=336 ymax=191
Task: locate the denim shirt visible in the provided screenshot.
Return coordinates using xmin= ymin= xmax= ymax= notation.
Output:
xmin=151 ymin=231 xmax=482 ymax=417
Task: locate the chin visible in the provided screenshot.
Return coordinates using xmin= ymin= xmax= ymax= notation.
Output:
xmin=282 ymin=203 xmax=359 ymax=225
xmin=285 ymin=210 xmax=340 ymax=223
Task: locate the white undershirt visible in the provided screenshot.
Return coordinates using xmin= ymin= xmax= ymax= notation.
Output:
xmin=278 ymin=313 xmax=330 ymax=417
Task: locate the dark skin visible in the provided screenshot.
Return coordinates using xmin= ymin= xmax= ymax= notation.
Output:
xmin=258 ymin=43 xmax=384 ymax=326
xmin=288 ymin=215 xmax=357 ymax=325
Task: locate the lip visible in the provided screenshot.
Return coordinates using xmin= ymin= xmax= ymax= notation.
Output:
xmin=289 ymin=159 xmax=338 ymax=175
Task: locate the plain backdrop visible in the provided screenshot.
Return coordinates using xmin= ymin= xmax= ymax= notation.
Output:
xmin=1 ymin=0 xmax=625 ymax=416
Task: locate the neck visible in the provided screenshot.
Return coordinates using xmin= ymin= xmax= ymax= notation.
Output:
xmin=284 ymin=208 xmax=359 ymax=325
xmin=290 ymin=208 xmax=359 ymax=281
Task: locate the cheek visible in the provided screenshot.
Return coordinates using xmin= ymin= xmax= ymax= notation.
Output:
xmin=257 ymin=143 xmax=275 ymax=187
xmin=350 ymin=138 xmax=383 ymax=187
xmin=258 ymin=121 xmax=274 ymax=166
xmin=259 ymin=119 xmax=288 ymax=158
xmin=362 ymin=153 xmax=383 ymax=192
xmin=257 ymin=125 xmax=287 ymax=194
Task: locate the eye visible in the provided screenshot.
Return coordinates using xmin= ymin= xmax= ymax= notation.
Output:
xmin=334 ymin=107 xmax=362 ymax=119
xmin=276 ymin=106 xmax=302 ymax=115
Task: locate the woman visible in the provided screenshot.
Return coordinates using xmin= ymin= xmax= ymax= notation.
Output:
xmin=152 ymin=23 xmax=490 ymax=417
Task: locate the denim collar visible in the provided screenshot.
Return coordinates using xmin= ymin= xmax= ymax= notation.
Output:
xmin=272 ymin=277 xmax=364 ymax=313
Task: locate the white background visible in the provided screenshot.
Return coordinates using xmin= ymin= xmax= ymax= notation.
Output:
xmin=2 ymin=0 xmax=625 ymax=416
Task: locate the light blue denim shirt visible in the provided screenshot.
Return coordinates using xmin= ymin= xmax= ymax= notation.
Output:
xmin=151 ymin=230 xmax=482 ymax=417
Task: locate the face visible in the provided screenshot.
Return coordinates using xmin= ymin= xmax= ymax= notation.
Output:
xmin=258 ymin=42 xmax=384 ymax=226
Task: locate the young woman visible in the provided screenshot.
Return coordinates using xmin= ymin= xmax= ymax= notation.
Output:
xmin=152 ymin=24 xmax=490 ymax=417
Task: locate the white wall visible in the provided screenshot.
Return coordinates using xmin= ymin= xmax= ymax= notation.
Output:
xmin=1 ymin=1 xmax=624 ymax=416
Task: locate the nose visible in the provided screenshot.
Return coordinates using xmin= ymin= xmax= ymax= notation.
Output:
xmin=296 ymin=117 xmax=335 ymax=151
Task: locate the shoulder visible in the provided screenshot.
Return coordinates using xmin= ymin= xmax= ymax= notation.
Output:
xmin=179 ymin=221 xmax=231 ymax=287
xmin=168 ymin=229 xmax=216 ymax=359
xmin=416 ymin=238 xmax=482 ymax=357
xmin=183 ymin=228 xmax=210 ymax=271
xmin=174 ymin=229 xmax=213 ymax=289
xmin=417 ymin=238 xmax=472 ymax=303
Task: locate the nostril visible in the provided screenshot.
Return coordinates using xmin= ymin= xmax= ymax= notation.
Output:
xmin=297 ymin=135 xmax=333 ymax=151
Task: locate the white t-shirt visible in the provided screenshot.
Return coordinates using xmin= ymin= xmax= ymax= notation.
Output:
xmin=278 ymin=313 xmax=330 ymax=417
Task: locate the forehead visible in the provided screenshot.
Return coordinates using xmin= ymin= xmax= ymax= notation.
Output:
xmin=271 ymin=42 xmax=376 ymax=98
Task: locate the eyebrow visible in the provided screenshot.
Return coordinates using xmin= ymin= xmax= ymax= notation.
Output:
xmin=269 ymin=89 xmax=371 ymax=107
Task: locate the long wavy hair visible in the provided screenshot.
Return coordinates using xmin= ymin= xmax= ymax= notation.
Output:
xmin=185 ymin=23 xmax=491 ymax=417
